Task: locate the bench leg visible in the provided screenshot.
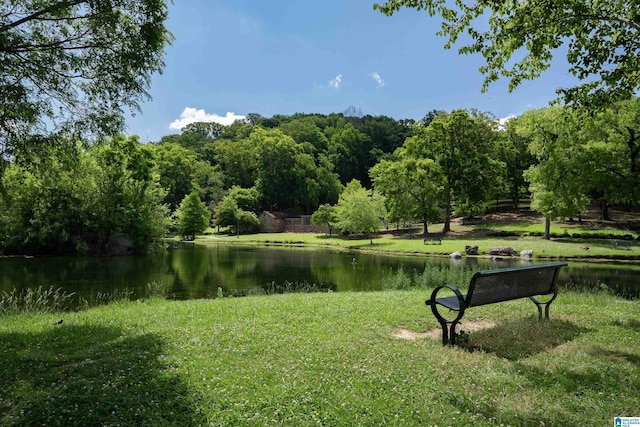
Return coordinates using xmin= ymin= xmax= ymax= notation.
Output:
xmin=439 ymin=320 xmax=461 ymax=346
xmin=529 ymin=292 xmax=557 ymax=320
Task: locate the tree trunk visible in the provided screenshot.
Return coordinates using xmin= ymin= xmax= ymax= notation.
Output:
xmin=423 ymin=219 xmax=429 ymax=235
xmin=543 ymin=216 xmax=551 ymax=240
xmin=600 ymin=199 xmax=611 ymax=221
xmin=512 ymin=185 xmax=520 ymax=209
xmin=443 ymin=182 xmax=451 ymax=233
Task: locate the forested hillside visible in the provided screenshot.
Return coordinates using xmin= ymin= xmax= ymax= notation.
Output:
xmin=2 ymin=102 xmax=640 ymax=255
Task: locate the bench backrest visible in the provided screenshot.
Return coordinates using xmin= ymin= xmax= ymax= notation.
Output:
xmin=465 ymin=262 xmax=567 ymax=308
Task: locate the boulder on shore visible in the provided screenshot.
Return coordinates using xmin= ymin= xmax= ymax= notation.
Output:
xmin=465 ymin=245 xmax=479 ymax=255
xmin=520 ymin=249 xmax=534 ymax=258
xmin=488 ymin=247 xmax=518 ymax=257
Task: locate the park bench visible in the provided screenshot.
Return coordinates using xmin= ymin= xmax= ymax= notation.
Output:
xmin=423 ymin=238 xmax=442 ymax=245
xmin=427 ymin=262 xmax=568 ymax=345
xmin=614 ymin=240 xmax=632 ymax=250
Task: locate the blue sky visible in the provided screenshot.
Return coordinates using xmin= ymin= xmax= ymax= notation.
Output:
xmin=126 ymin=0 xmax=580 ymax=142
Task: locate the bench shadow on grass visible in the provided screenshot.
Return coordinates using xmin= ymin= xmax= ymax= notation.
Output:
xmin=0 ymin=324 xmax=206 ymax=426
xmin=459 ymin=317 xmax=589 ymax=360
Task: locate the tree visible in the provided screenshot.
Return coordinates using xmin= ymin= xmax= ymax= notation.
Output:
xmin=311 ymin=204 xmax=337 ymax=235
xmin=213 ymin=196 xmax=239 ymax=229
xmin=214 ymin=135 xmax=260 ymax=188
xmin=374 ymin=0 xmax=640 ymax=108
xmin=226 ymin=186 xmax=261 ymax=213
xmin=516 ymin=107 xmax=591 ymax=238
xmin=402 ymin=110 xmax=501 ymax=232
xmin=496 ymin=118 xmax=537 ymax=209
xmin=237 ymin=210 xmax=260 ymax=234
xmin=584 ymin=98 xmax=640 ymax=215
xmin=0 ymin=137 xmax=96 ymax=253
xmin=335 ymin=180 xmax=387 ymax=244
xmin=254 ymin=128 xmax=304 ymax=210
xmin=0 ymin=134 xmax=168 ymax=254
xmin=91 ymin=135 xmax=168 ymax=253
xmin=175 ymin=192 xmax=210 ymax=241
xmin=1 ymin=0 xmax=172 ymax=154
xmin=327 ymin=123 xmax=373 ymax=186
xmin=360 ymin=115 xmax=412 ymax=155
xmin=370 ymin=157 xmax=444 ymax=234
xmin=150 ymin=143 xmax=201 ymax=211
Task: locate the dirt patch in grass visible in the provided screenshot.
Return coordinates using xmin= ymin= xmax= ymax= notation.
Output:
xmin=393 ymin=320 xmax=497 ymax=340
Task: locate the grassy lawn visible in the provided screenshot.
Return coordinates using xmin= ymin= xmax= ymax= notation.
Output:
xmin=199 ymin=230 xmax=638 ymax=260
xmin=198 ymin=209 xmax=640 ymax=261
xmin=1 ymin=290 xmax=638 ymax=426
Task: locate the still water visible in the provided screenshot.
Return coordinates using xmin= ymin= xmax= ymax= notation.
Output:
xmin=1 ymin=245 xmax=639 ymax=301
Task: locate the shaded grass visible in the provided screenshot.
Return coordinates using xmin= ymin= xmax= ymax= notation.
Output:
xmin=1 ymin=290 xmax=638 ymax=426
xmin=460 ymin=317 xmax=589 ymax=360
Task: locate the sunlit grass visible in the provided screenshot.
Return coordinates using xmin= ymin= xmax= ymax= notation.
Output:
xmin=1 ymin=290 xmax=638 ymax=426
xmin=199 ymin=229 xmax=638 ymax=259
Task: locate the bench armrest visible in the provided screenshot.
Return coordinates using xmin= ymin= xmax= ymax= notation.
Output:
xmin=427 ymin=285 xmax=467 ymax=346
xmin=426 ymin=285 xmax=466 ymax=311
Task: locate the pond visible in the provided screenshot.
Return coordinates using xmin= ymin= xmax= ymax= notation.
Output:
xmin=1 ymin=245 xmax=639 ymax=303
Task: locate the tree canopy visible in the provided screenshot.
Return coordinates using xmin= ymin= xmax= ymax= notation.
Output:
xmin=335 ymin=180 xmax=387 ymax=243
xmin=374 ymin=0 xmax=640 ymax=108
xmin=0 ymin=0 xmax=172 ymax=154
xmin=175 ymin=192 xmax=210 ymax=241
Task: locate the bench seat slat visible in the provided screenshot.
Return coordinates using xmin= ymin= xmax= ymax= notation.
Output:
xmin=434 ymin=295 xmax=462 ymax=311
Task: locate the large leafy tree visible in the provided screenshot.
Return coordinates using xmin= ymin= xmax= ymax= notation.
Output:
xmin=0 ymin=0 xmax=172 ymax=155
xmin=0 ymin=134 xmax=168 ymax=254
xmin=361 ymin=115 xmax=413 ymax=158
xmin=327 ymin=122 xmax=374 ymax=186
xmin=175 ymin=192 xmax=210 ymax=241
xmin=402 ymin=110 xmax=501 ymax=232
xmin=92 ymin=135 xmax=168 ymax=252
xmin=335 ymin=180 xmax=387 ymax=244
xmin=213 ymin=135 xmax=260 ymax=188
xmin=515 ymin=107 xmax=591 ymax=238
xmin=150 ymin=143 xmax=201 ymax=211
xmin=495 ymin=118 xmax=537 ymax=209
xmin=584 ymin=98 xmax=640 ymax=215
xmin=311 ymin=204 xmax=337 ymax=235
xmin=370 ymin=157 xmax=444 ymax=234
xmin=375 ymin=0 xmax=640 ymax=108
xmin=149 ymin=142 xmax=223 ymax=211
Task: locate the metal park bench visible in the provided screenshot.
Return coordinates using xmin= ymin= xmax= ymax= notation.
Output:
xmin=423 ymin=238 xmax=442 ymax=245
xmin=427 ymin=262 xmax=568 ymax=345
xmin=614 ymin=240 xmax=632 ymax=250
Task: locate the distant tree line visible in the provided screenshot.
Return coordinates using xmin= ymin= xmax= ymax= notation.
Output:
xmin=2 ymin=100 xmax=639 ymax=254
xmin=2 ymin=0 xmax=639 ymax=254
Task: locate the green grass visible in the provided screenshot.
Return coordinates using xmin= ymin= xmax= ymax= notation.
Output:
xmin=198 ymin=230 xmax=639 ymax=260
xmin=1 ymin=290 xmax=638 ymax=426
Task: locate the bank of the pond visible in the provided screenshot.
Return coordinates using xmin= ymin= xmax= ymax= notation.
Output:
xmin=1 ymin=290 xmax=637 ymax=426
xmin=194 ymin=231 xmax=640 ymax=263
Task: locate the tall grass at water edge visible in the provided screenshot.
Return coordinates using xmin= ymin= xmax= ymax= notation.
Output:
xmin=0 ymin=281 xmax=168 ymax=315
xmin=381 ymin=264 xmax=479 ymax=291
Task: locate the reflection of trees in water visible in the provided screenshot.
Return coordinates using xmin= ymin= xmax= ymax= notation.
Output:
xmin=560 ymin=264 xmax=640 ymax=299
xmin=2 ymin=248 xmax=639 ymax=301
xmin=0 ymin=255 xmax=169 ymax=303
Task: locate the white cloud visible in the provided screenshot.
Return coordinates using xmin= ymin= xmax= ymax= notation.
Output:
xmin=370 ymin=72 xmax=385 ymax=88
xmin=169 ymin=108 xmax=246 ymax=130
xmin=329 ymin=74 xmax=342 ymax=89
xmin=497 ymin=114 xmax=517 ymax=130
